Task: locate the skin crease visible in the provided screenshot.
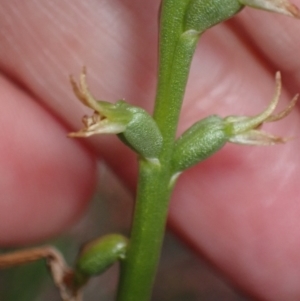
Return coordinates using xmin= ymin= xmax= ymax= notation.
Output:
xmin=0 ymin=0 xmax=300 ymax=300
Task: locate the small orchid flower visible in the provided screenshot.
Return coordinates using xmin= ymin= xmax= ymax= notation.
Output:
xmin=224 ymin=72 xmax=299 ymax=145
xmin=172 ymin=72 xmax=298 ymax=172
xmin=69 ymin=68 xmax=163 ymax=159
xmin=68 ymin=67 xmax=131 ymax=138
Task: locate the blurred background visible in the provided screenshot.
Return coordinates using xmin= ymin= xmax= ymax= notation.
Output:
xmin=0 ymin=164 xmax=250 ymax=301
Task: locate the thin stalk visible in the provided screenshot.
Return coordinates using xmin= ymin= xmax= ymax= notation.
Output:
xmin=116 ymin=159 xmax=173 ymax=301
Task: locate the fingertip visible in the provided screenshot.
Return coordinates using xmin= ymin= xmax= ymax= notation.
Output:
xmin=0 ymin=75 xmax=97 ymax=246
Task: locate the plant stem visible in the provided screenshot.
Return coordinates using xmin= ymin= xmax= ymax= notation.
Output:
xmin=116 ymin=159 xmax=173 ymax=301
xmin=116 ymin=1 xmax=200 ymax=301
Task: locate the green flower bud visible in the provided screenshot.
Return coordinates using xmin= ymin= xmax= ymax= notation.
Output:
xmin=116 ymin=103 xmax=164 ymax=160
xmin=69 ymin=68 xmax=163 ymax=160
xmin=172 ymin=72 xmax=298 ymax=172
xmin=172 ymin=115 xmax=228 ymax=172
xmin=74 ymin=234 xmax=128 ymax=287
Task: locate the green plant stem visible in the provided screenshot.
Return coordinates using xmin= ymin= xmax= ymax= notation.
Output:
xmin=116 ymin=159 xmax=173 ymax=301
xmin=116 ymin=1 xmax=200 ymax=301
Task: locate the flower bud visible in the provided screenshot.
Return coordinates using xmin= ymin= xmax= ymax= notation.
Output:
xmin=117 ymin=103 xmax=164 ymax=160
xmin=74 ymin=234 xmax=128 ymax=287
xmin=172 ymin=116 xmax=228 ymax=172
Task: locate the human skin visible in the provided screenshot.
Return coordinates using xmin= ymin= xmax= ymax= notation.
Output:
xmin=0 ymin=0 xmax=300 ymax=300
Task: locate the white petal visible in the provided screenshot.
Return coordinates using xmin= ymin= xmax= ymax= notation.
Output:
xmin=239 ymin=0 xmax=300 ymax=18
